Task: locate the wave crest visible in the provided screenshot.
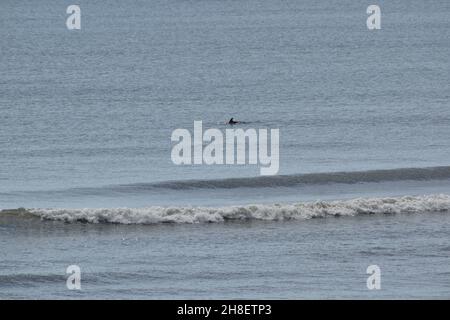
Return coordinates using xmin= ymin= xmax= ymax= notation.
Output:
xmin=5 ymin=194 xmax=448 ymax=224
xmin=107 ymin=166 xmax=450 ymax=192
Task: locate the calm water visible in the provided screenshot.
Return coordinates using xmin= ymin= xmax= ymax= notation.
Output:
xmin=1 ymin=0 xmax=450 ymax=299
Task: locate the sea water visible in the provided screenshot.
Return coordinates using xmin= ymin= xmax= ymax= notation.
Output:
xmin=1 ymin=0 xmax=450 ymax=298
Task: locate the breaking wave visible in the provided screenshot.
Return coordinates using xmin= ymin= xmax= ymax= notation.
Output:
xmin=2 ymin=194 xmax=450 ymax=225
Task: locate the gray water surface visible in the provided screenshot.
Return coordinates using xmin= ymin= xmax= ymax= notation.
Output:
xmin=1 ymin=0 xmax=450 ymax=299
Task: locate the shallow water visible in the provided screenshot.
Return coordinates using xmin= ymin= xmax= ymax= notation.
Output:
xmin=1 ymin=211 xmax=449 ymax=299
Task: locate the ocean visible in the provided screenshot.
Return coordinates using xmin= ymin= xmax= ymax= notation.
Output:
xmin=1 ymin=0 xmax=450 ymax=299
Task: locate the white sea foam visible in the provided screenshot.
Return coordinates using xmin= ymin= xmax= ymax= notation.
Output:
xmin=21 ymin=194 xmax=450 ymax=224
